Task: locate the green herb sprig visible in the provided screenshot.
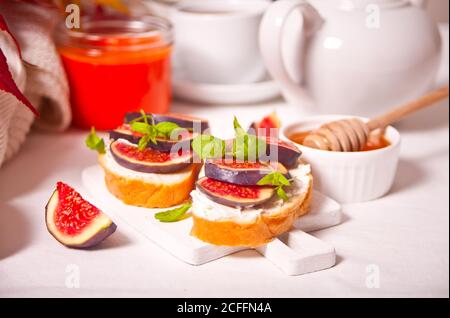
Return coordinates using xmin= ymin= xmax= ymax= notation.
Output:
xmin=257 ymin=171 xmax=291 ymax=201
xmin=85 ymin=127 xmax=106 ymax=154
xmin=191 ymin=116 xmax=267 ymax=161
xmin=130 ymin=110 xmax=181 ymax=150
xmin=232 ymin=116 xmax=266 ymax=161
xmin=154 ymin=201 xmax=192 ymax=222
xmin=191 ymin=134 xmax=226 ymax=160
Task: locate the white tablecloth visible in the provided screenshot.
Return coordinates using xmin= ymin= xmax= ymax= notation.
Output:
xmin=0 ymin=26 xmax=448 ymax=298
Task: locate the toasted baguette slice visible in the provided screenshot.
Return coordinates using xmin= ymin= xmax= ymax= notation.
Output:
xmin=191 ymin=174 xmax=313 ymax=247
xmin=99 ymin=154 xmax=201 ymax=208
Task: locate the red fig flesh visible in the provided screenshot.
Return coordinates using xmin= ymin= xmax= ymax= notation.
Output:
xmin=110 ymin=140 xmax=193 ymax=173
xmin=45 ymin=182 xmax=116 ymax=248
xmin=196 ymin=177 xmax=275 ymax=207
xmin=248 ymin=112 xmax=281 ymax=138
xmin=205 ymin=159 xmax=289 ymax=186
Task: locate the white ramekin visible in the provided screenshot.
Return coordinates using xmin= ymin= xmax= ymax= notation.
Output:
xmin=282 ymin=115 xmax=401 ymax=203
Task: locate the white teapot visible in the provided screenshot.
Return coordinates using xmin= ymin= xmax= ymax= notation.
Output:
xmin=259 ymin=0 xmax=442 ymax=116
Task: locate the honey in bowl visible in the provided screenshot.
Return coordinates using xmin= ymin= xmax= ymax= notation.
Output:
xmin=289 ymin=130 xmax=391 ymax=151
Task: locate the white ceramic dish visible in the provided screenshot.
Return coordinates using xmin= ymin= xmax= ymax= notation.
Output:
xmin=282 ymin=115 xmax=401 ymax=203
xmin=171 ymin=0 xmax=270 ymax=85
xmin=82 ymin=165 xmax=341 ymax=275
xmin=172 ymin=77 xmax=281 ymax=105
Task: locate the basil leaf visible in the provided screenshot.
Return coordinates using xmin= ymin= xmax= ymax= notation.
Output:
xmin=233 ymin=116 xmax=247 ymax=137
xmin=131 ymin=121 xmax=151 ymax=134
xmin=192 ymin=134 xmax=225 ymax=159
xmin=276 ymin=173 xmax=290 ymax=186
xmin=232 ymin=135 xmax=248 ymax=160
xmin=257 ymin=171 xmax=291 ymax=201
xmin=85 ymin=127 xmax=105 ymax=154
xmin=247 ymin=134 xmax=266 ymax=160
xmin=232 ymin=134 xmax=266 ymax=161
xmin=257 ymin=171 xmax=291 ymax=187
xmin=155 ymin=201 xmax=192 ymax=222
xmin=276 ymin=186 xmax=289 ymax=201
xmin=232 ymin=116 xmax=266 ymax=160
xmin=137 ymin=134 xmax=151 ymax=150
xmin=155 ymin=121 xmax=179 ymax=138
xmin=257 ymin=173 xmax=275 ymax=186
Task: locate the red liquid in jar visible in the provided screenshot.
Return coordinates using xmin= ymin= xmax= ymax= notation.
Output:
xmin=58 ymin=32 xmax=172 ymax=130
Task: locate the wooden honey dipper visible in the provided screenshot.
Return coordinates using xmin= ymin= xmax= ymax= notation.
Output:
xmin=303 ymin=86 xmax=449 ymax=152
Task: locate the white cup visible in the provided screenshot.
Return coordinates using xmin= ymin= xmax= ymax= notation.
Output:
xmin=171 ymin=0 xmax=270 ymax=84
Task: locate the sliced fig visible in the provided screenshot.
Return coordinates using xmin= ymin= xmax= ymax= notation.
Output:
xmin=248 ymin=112 xmax=281 ymax=138
xmin=125 ymin=112 xmax=210 ymax=132
xmin=109 ymin=124 xmax=197 ymax=152
xmin=205 ymin=159 xmax=290 ymax=186
xmin=196 ymin=177 xmax=275 ymax=208
xmin=109 ymin=124 xmax=143 ymax=144
xmin=45 ymin=182 xmax=117 ymax=249
xmin=223 ymin=137 xmax=301 ymax=169
xmin=265 ymin=138 xmax=301 ymax=169
xmin=110 ymin=140 xmax=193 ymax=173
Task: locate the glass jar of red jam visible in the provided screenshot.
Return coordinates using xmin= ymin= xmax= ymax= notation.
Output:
xmin=55 ymin=15 xmax=173 ymax=130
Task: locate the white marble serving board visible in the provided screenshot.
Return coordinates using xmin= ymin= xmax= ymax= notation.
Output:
xmin=82 ymin=165 xmax=342 ymax=276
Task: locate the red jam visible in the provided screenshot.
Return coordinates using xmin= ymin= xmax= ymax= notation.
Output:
xmin=55 ymin=16 xmax=173 ymax=130
xmin=201 ymin=178 xmax=260 ymax=199
xmin=115 ymin=142 xmax=171 ymax=162
xmin=55 ymin=182 xmax=100 ymax=236
xmin=216 ymin=160 xmax=265 ymax=169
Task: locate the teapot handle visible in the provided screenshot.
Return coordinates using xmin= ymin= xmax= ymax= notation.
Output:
xmin=259 ymin=0 xmax=323 ymax=106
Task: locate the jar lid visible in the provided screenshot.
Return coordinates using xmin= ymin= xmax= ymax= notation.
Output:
xmin=55 ymin=14 xmax=173 ymax=52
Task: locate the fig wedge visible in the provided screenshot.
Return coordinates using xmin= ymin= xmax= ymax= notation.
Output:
xmin=45 ymin=182 xmax=117 ymax=249
xmin=196 ymin=177 xmax=275 ymax=208
xmin=248 ymin=112 xmax=281 ymax=138
xmin=205 ymin=160 xmax=290 ymax=186
xmin=109 ymin=124 xmax=196 ymax=152
xmin=110 ymin=140 xmax=193 ymax=173
xmin=265 ymin=138 xmax=301 ymax=169
xmin=125 ymin=112 xmax=210 ymax=132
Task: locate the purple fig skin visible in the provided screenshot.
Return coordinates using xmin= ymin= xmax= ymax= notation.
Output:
xmin=265 ymin=139 xmax=301 ymax=169
xmin=109 ymin=129 xmax=141 ymax=144
xmin=110 ymin=141 xmax=193 ymax=174
xmin=45 ymin=190 xmax=117 ymax=249
xmin=204 ymin=160 xmax=290 ymax=186
xmin=224 ymin=138 xmax=301 ymax=169
xmin=124 ymin=112 xmax=210 ymax=132
xmin=109 ymin=128 xmax=195 ymax=152
xmin=124 ymin=112 xmax=145 ymax=123
xmin=247 ymin=122 xmax=258 ymax=135
xmin=196 ymin=177 xmax=275 ymax=208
